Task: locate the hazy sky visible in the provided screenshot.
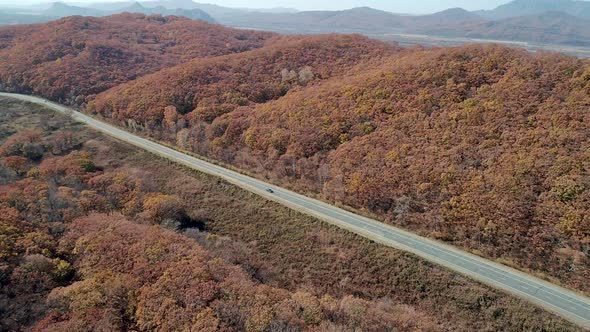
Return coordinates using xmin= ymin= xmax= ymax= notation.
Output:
xmin=0 ymin=0 xmax=516 ymax=13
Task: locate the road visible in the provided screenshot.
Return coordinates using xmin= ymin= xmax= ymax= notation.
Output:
xmin=2 ymin=92 xmax=589 ymax=329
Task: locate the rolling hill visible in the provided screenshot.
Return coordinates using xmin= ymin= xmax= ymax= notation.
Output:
xmin=0 ymin=14 xmax=273 ymax=103
xmin=88 ymin=34 xmax=399 ymax=121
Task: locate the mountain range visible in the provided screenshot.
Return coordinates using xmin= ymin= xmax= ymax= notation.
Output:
xmin=212 ymin=3 xmax=590 ymax=47
xmin=0 ymin=1 xmax=215 ymax=24
xmin=42 ymin=1 xmax=215 ymax=22
xmin=0 ymin=0 xmax=589 ymax=48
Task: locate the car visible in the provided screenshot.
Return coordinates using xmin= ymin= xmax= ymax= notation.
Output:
xmin=266 ymin=188 xmax=274 ymax=193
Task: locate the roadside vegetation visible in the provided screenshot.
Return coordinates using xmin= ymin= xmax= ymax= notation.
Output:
xmin=0 ymin=97 xmax=580 ymax=331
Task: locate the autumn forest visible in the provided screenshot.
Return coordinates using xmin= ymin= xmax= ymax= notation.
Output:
xmin=0 ymin=12 xmax=589 ymax=332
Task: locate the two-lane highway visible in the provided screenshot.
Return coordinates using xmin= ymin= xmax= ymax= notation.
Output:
xmin=2 ymin=92 xmax=589 ymax=329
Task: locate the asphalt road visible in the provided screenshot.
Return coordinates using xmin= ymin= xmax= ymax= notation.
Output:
xmin=3 ymin=92 xmax=589 ymax=329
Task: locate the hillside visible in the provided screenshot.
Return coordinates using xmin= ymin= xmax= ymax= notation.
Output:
xmin=90 ymin=44 xmax=590 ymax=293
xmin=0 ymin=14 xmax=273 ymax=103
xmin=89 ymin=34 xmax=399 ymax=122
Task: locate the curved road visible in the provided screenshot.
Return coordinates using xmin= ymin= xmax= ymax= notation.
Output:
xmin=2 ymin=92 xmax=589 ymax=329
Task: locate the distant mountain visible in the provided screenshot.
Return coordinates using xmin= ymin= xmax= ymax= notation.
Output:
xmin=117 ymin=2 xmax=215 ymax=22
xmin=124 ymin=0 xmax=246 ymax=19
xmin=210 ymin=3 xmax=590 ymax=47
xmin=295 ymin=7 xmax=405 ymax=32
xmin=171 ymin=7 xmax=215 ymax=22
xmin=216 ymin=6 xmax=489 ymax=34
xmin=43 ymin=2 xmax=103 ymax=17
xmin=424 ymin=8 xmax=482 ymax=23
xmin=240 ymin=7 xmax=298 ymax=13
xmin=187 ymin=3 xmax=257 ymax=21
xmin=120 ymin=2 xmax=145 ymax=13
xmin=37 ymin=1 xmax=215 ymax=23
xmin=142 ymin=0 xmax=201 ymax=9
xmin=218 ymin=7 xmax=406 ymax=33
xmin=401 ymin=7 xmax=484 ymax=29
xmin=76 ymin=1 xmax=135 ymax=11
xmin=84 ymin=0 xmax=201 ymax=11
xmin=477 ymin=0 xmax=590 ymax=20
xmin=140 ymin=1 xmax=297 ymax=17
